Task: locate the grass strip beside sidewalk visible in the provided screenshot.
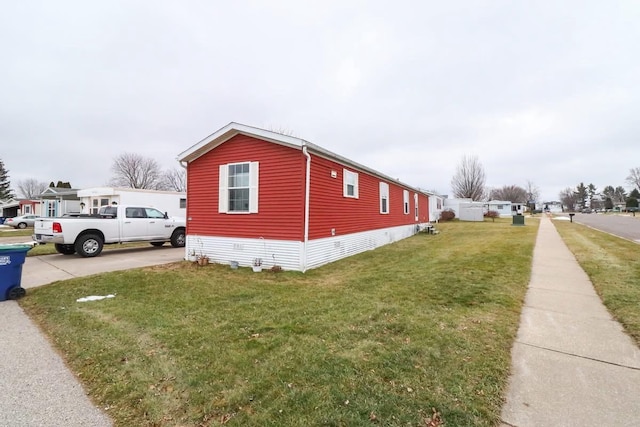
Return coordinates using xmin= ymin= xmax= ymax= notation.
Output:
xmin=554 ymin=219 xmax=640 ymax=345
xmin=20 ymin=219 xmax=537 ymax=426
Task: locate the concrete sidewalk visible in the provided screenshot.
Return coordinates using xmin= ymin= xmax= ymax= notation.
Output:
xmin=501 ymin=216 xmax=640 ymax=426
xmin=0 ymin=247 xmax=184 ymax=427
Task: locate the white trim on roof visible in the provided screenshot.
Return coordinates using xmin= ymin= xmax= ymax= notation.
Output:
xmin=177 ymin=122 xmax=433 ymax=198
xmin=177 ymin=122 xmax=309 ymax=164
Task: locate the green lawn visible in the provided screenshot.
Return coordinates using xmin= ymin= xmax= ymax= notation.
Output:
xmin=27 ymin=241 xmax=152 ymax=256
xmin=0 ymin=228 xmax=32 ymax=238
xmin=20 ymin=219 xmax=538 ymax=426
xmin=0 ymin=228 xmax=148 ymax=255
xmin=554 ymin=219 xmax=640 ymax=344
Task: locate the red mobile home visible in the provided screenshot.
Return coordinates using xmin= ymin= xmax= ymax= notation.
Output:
xmin=177 ymin=123 xmax=431 ymax=272
xmin=18 ymin=199 xmax=41 ymax=216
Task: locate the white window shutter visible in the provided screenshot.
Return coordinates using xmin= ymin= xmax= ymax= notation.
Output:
xmin=343 ymin=169 xmax=348 ymax=197
xmin=379 ymin=182 xmax=389 ymax=214
xmin=404 ymin=190 xmax=410 ymax=214
xmin=219 ymin=164 xmax=228 ymax=213
xmin=249 ymin=161 xmax=259 ymax=213
xmin=354 ymin=173 xmax=359 ymax=198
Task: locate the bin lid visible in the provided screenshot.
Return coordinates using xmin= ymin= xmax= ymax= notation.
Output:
xmin=0 ymin=243 xmax=35 ymax=251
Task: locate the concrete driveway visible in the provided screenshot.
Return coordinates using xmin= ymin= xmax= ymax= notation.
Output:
xmin=570 ymin=213 xmax=640 ymax=244
xmin=22 ymin=245 xmax=186 ymax=288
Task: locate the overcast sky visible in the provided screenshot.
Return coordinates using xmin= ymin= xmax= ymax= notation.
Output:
xmin=2 ymin=1 xmax=638 ymax=201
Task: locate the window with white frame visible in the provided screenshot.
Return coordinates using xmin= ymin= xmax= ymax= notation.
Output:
xmin=343 ymin=169 xmax=359 ymax=198
xmin=403 ymin=190 xmax=409 ymax=214
xmin=414 ymin=193 xmax=419 ymax=220
xmin=379 ymin=182 xmax=389 ymax=214
xmin=219 ymin=162 xmax=259 ymax=213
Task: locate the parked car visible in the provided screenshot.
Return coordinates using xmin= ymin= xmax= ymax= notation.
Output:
xmin=581 ymin=208 xmax=592 ymax=214
xmin=5 ymin=214 xmax=40 ymax=229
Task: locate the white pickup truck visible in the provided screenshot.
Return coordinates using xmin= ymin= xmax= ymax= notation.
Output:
xmin=33 ymin=205 xmax=186 ymax=257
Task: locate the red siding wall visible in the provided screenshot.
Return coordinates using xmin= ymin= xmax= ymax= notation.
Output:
xmin=187 ymin=135 xmax=306 ymax=240
xmin=307 ymin=154 xmax=430 ymax=239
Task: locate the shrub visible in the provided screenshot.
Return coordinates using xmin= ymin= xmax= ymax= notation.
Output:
xmin=485 ymin=210 xmax=500 ymax=222
xmin=439 ymin=209 xmax=456 ymax=221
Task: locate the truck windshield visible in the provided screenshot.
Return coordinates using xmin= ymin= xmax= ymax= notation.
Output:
xmin=99 ymin=206 xmax=118 ymax=217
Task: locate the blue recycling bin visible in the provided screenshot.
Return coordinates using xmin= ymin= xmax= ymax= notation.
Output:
xmin=0 ymin=244 xmax=33 ymax=301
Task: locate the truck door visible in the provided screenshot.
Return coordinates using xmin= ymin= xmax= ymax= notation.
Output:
xmin=145 ymin=208 xmax=170 ymax=239
xmin=122 ymin=207 xmax=149 ymax=240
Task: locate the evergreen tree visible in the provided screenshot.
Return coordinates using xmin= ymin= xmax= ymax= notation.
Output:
xmin=48 ymin=180 xmax=73 ymax=188
xmin=0 ymin=158 xmax=14 ymax=200
xmin=574 ymin=182 xmax=588 ymax=209
xmin=604 ymin=197 xmax=614 ymax=210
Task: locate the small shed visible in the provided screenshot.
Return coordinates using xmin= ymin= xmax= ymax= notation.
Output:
xmin=459 ymin=202 xmax=484 ymax=221
xmin=443 ymin=198 xmax=484 ymax=221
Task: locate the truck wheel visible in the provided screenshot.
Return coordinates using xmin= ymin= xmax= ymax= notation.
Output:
xmin=150 ymin=242 xmax=165 ymax=247
xmin=75 ymin=234 xmax=104 ymax=257
xmin=55 ymin=244 xmax=76 ymax=255
xmin=170 ymin=229 xmax=186 ymax=247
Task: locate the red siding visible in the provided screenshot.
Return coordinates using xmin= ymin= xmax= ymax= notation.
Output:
xmin=187 ymin=135 xmax=306 ymax=240
xmin=307 ymin=154 xmax=430 ymax=239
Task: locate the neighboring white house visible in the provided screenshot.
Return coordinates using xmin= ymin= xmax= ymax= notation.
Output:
xmin=512 ymin=203 xmax=525 ymax=215
xmin=77 ymin=187 xmax=187 ymax=218
xmin=485 ymin=200 xmax=514 ymax=217
xmin=429 ymin=193 xmax=444 ymax=222
xmin=542 ymin=201 xmax=563 ymax=213
xmin=443 ymin=198 xmax=484 ymax=222
xmin=39 ymin=187 xmax=82 ymax=217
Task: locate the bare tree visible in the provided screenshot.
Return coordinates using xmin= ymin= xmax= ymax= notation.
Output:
xmin=451 ymin=155 xmax=486 ymax=201
xmin=525 ymin=180 xmax=540 ymax=203
xmin=162 ymin=168 xmax=187 ymax=192
xmin=627 ymin=167 xmax=640 ymax=191
xmin=559 ymin=187 xmax=578 ymax=211
xmin=614 ymin=186 xmax=627 ymax=204
xmin=489 ymin=185 xmax=527 ymax=202
xmin=109 ymin=153 xmax=164 ymax=190
xmin=16 ymin=178 xmax=48 ymax=198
